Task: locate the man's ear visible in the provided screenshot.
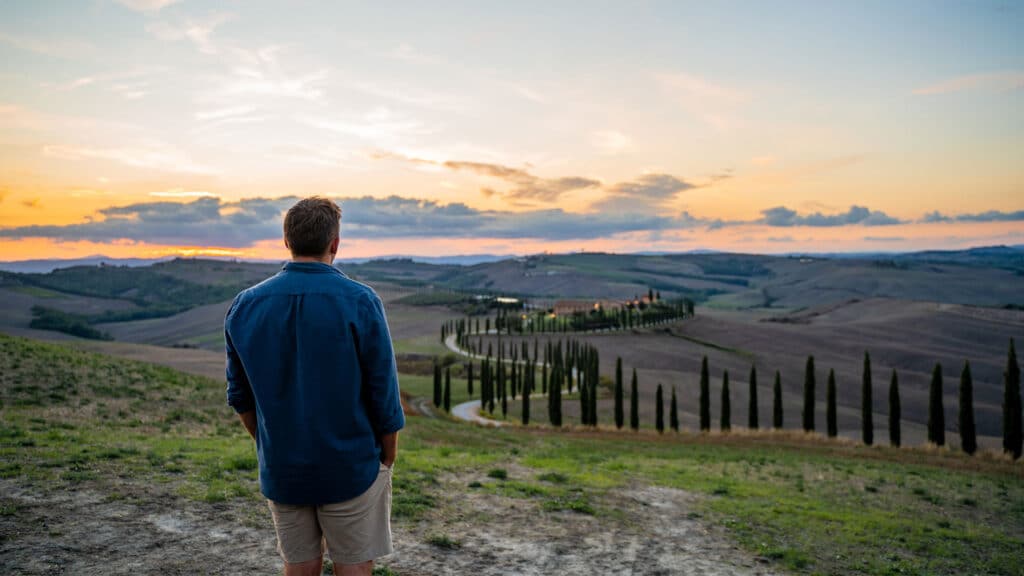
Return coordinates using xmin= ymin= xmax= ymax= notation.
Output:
xmin=284 ymin=238 xmax=291 ymax=251
xmin=329 ymin=236 xmax=340 ymax=255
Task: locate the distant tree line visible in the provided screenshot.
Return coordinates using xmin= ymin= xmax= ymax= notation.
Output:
xmin=29 ymin=306 xmax=112 ymax=341
xmin=438 ymin=290 xmax=694 ymax=345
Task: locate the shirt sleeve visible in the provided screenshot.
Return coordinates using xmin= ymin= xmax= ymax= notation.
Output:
xmin=358 ymin=291 xmax=406 ymax=436
xmin=225 ymin=297 xmax=256 ymax=414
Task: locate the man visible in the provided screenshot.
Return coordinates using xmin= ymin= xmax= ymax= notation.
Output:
xmin=225 ymin=197 xmax=405 ymax=576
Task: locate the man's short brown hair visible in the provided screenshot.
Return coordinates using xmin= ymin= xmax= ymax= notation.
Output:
xmin=283 ymin=197 xmax=342 ymax=257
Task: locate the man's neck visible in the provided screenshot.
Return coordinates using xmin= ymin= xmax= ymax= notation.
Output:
xmin=290 ymin=254 xmax=335 ymax=265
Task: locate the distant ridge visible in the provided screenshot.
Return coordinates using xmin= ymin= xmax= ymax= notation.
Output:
xmin=2 ymin=245 xmax=1020 ymax=274
xmin=0 ymin=256 xmax=171 ymax=274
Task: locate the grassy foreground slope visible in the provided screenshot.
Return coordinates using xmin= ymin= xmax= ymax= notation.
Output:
xmin=1 ymin=334 xmax=1022 ymax=575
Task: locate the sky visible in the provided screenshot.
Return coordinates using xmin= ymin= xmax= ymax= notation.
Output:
xmin=0 ymin=0 xmax=1022 ymax=261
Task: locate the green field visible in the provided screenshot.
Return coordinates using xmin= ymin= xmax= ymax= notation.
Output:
xmin=2 ymin=333 xmax=1022 ymax=574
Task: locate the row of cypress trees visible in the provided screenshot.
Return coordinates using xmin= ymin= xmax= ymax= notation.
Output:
xmin=687 ymin=341 xmax=1020 ymax=458
xmin=439 ymin=334 xmax=1022 ymax=459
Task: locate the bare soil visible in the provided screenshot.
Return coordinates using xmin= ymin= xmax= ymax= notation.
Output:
xmin=0 ymin=470 xmax=778 ymax=576
xmin=389 ymin=466 xmax=779 ymax=576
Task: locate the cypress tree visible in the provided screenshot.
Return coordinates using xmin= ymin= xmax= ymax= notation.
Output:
xmin=510 ymin=361 xmax=517 ymax=400
xmin=720 ymin=371 xmax=731 ymax=431
xmin=826 ymin=369 xmax=837 ymax=438
xmin=433 ymin=360 xmax=442 ymax=408
xmin=773 ymin=370 xmax=783 ymax=429
xmin=802 ymin=356 xmax=816 ymax=432
xmin=443 ymin=366 xmax=451 ymax=412
xmin=748 ymin=365 xmax=758 ymax=430
xmin=501 ymin=362 xmax=508 ymax=418
xmin=1004 ymin=338 xmax=1022 ymax=459
xmin=542 ymin=361 xmax=548 ymax=395
xmin=580 ymin=376 xmax=590 ymax=426
xmin=928 ymin=363 xmax=945 ymax=446
xmin=670 ymin=386 xmax=679 ymax=432
xmin=888 ymin=369 xmax=900 ymax=447
xmin=549 ymin=353 xmax=562 ymax=427
xmin=522 ymin=365 xmax=531 ymax=426
xmin=655 ymin=383 xmax=664 ymax=433
xmin=959 ymin=361 xmax=976 ymax=455
xmin=699 ymin=356 xmax=710 ymax=431
xmin=467 ymin=362 xmax=474 ymax=397
xmin=630 ymin=368 xmax=639 ymax=431
xmin=589 ymin=349 xmax=598 ymax=427
xmin=862 ymin=352 xmax=874 ymax=446
xmin=614 ymin=357 xmax=624 ymax=429
xmin=489 ymin=364 xmax=496 ymax=414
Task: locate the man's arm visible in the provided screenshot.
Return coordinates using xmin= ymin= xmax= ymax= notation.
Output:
xmin=238 ymin=410 xmax=257 ymax=440
xmin=358 ymin=293 xmax=406 ymax=440
xmin=225 ymin=298 xmax=257 ymax=428
xmin=380 ymin=431 xmax=398 ymax=467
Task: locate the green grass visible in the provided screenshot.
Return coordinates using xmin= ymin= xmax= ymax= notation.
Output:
xmin=426 ymin=533 xmax=461 ymax=549
xmin=2 ymin=332 xmax=1023 ymax=575
xmin=392 ymin=334 xmax=451 ymax=356
xmin=7 ymin=285 xmax=68 ymax=299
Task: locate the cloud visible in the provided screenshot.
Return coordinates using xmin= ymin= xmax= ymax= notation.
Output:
xmin=923 ymin=209 xmax=1024 ymax=223
xmin=922 ymin=210 xmax=952 ymax=223
xmin=0 ymin=197 xmax=291 ymax=247
xmin=654 ymin=71 xmax=748 ymax=131
xmin=759 ymin=205 xmax=903 ymax=227
xmin=297 ymin=108 xmax=433 ymax=146
xmin=148 ymin=189 xmax=219 ymax=198
xmin=863 ymin=236 xmax=906 ymax=242
xmin=42 ymin=143 xmax=217 ymax=175
xmin=508 ymin=83 xmax=545 ymax=103
xmin=4 ymin=195 xmax=1014 ymax=249
xmin=607 ymin=174 xmax=696 ymax=199
xmin=0 ymin=195 xmax=704 ymax=246
xmin=590 ymin=130 xmax=633 ymax=155
xmin=592 ymin=173 xmax=697 ymax=214
xmin=440 ymin=161 xmax=600 ymax=202
xmin=0 ymin=33 xmax=94 ymax=59
xmin=39 ymin=68 xmax=162 ymax=101
xmin=351 ymin=80 xmax=470 ymax=113
xmin=116 ymin=0 xmax=182 ymax=12
xmin=913 ymin=71 xmax=1024 ymax=95
xmin=655 ymin=72 xmax=746 ymax=104
xmin=146 ymin=12 xmax=233 ymax=55
xmin=373 ymin=153 xmax=601 ymax=202
xmin=40 ymin=76 xmax=96 ymax=91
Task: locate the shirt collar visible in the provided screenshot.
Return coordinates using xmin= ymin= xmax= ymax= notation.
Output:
xmin=282 ymin=261 xmax=344 ymax=276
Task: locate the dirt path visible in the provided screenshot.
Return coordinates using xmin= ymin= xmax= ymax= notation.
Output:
xmin=386 ymin=467 xmax=780 ymax=576
xmin=444 ymin=333 xmax=569 ymax=428
xmin=1 ymin=472 xmax=780 ymax=576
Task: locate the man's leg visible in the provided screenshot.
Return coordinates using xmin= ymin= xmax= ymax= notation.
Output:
xmin=320 ymin=465 xmax=394 ymax=575
xmin=268 ymin=501 xmax=325 ymax=576
xmin=285 ymin=557 xmax=325 ymax=576
xmin=333 ymin=559 xmax=372 ymax=576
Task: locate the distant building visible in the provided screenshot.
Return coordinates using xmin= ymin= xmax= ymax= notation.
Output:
xmin=552 ymin=299 xmax=623 ymax=315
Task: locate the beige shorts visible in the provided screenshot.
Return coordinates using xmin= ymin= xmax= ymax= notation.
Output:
xmin=268 ymin=462 xmax=394 ymax=565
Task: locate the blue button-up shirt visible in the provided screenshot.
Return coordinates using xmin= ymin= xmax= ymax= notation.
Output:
xmin=225 ymin=261 xmax=405 ymax=506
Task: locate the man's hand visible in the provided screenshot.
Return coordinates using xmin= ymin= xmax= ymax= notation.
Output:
xmin=380 ymin=431 xmax=398 ymax=468
xmin=238 ymin=410 xmax=257 ymax=440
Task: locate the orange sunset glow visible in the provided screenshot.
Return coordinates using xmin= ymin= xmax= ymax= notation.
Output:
xmin=1 ymin=2 xmax=1022 ymax=261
